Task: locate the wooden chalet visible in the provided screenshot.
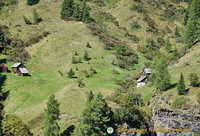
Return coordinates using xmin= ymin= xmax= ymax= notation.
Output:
xmin=11 ymin=63 xmax=29 ymax=76
xmin=0 ymin=63 xmax=8 ymax=73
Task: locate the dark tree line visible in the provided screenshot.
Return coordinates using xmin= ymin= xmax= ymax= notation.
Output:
xmin=61 ymin=0 xmax=92 ymax=23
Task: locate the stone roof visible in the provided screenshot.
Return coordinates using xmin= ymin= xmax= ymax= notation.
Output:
xmin=19 ymin=68 xmax=28 ymax=74
xmin=11 ymin=63 xmax=22 ymax=68
xmin=137 ymin=76 xmax=147 ymax=82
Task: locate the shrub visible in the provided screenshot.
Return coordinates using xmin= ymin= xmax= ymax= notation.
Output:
xmin=84 ymin=50 xmax=90 ymax=61
xmin=189 ymin=73 xmax=199 ymax=87
xmin=86 ymin=42 xmax=91 ymax=48
xmin=131 ymin=21 xmax=141 ymax=30
xmin=77 ymin=78 xmax=85 ymax=88
xmin=131 ymin=4 xmax=146 ymax=14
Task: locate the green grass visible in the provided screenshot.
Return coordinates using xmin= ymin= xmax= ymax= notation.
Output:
xmin=171 ymin=96 xmax=190 ymax=109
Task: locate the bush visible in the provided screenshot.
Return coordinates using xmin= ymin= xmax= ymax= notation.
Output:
xmin=86 ymin=42 xmax=91 ymax=48
xmin=197 ymin=92 xmax=200 ymax=104
xmin=131 ymin=4 xmax=146 ymax=14
xmin=189 ymin=73 xmax=199 ymax=87
xmin=84 ymin=50 xmax=90 ymax=61
xmin=77 ymin=78 xmax=85 ymax=88
xmin=131 ymin=21 xmax=141 ymax=30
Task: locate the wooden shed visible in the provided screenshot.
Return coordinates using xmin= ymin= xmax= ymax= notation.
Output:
xmin=11 ymin=63 xmax=25 ymax=73
xmin=0 ymin=63 xmax=8 ymax=73
xmin=19 ymin=68 xmax=29 ymax=76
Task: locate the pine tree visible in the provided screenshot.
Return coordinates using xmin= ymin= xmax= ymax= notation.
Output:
xmin=77 ymin=78 xmax=85 ymax=88
xmin=23 ymin=16 xmax=32 ymax=25
xmin=67 ymin=68 xmax=75 ymax=78
xmin=72 ymin=3 xmax=81 ymax=21
xmin=185 ymin=0 xmax=200 ymax=48
xmin=84 ymin=50 xmax=90 ymax=61
xmin=27 ymin=0 xmax=40 ymax=5
xmin=165 ymin=39 xmax=171 ymax=53
xmin=177 ymin=73 xmax=186 ymax=95
xmin=33 ymin=9 xmax=39 ymax=24
xmin=44 ymin=95 xmax=60 ymax=136
xmin=60 ymin=0 xmax=74 ymax=20
xmin=155 ymin=56 xmax=171 ymax=91
xmin=86 ymin=42 xmax=91 ymax=48
xmin=73 ymin=92 xmax=114 ymax=136
xmin=87 ymin=90 xmax=94 ymax=102
xmin=175 ymin=26 xmax=180 ymax=37
xmin=173 ymin=47 xmax=179 ymax=60
xmin=82 ymin=0 xmax=91 ymax=23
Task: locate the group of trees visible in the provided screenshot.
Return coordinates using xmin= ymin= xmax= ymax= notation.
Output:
xmin=184 ymin=0 xmax=200 ymax=48
xmin=61 ymin=0 xmax=91 ymax=23
xmin=0 ymin=25 xmax=30 ymax=62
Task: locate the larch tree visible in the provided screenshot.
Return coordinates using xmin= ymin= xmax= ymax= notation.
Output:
xmin=177 ymin=73 xmax=186 ymax=95
xmin=155 ymin=56 xmax=171 ymax=91
xmin=44 ymin=95 xmax=60 ymax=136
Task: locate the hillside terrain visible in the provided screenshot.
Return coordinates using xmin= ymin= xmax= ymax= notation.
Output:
xmin=0 ymin=0 xmax=200 ymax=135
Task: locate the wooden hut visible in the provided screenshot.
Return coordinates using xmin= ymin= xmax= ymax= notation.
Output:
xmin=0 ymin=63 xmax=8 ymax=73
xmin=11 ymin=63 xmax=28 ymax=76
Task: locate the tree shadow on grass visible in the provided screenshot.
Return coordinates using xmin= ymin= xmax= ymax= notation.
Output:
xmin=167 ymin=83 xmax=177 ymax=90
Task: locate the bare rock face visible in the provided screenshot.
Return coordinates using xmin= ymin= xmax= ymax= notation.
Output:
xmin=152 ymin=108 xmax=200 ymax=136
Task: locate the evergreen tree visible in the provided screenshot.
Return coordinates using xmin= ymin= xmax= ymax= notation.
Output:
xmin=86 ymin=42 xmax=91 ymax=48
xmin=82 ymin=0 xmax=91 ymax=23
xmin=175 ymin=26 xmax=180 ymax=37
xmin=87 ymin=90 xmax=94 ymax=102
xmin=73 ymin=93 xmax=114 ymax=136
xmin=72 ymin=3 xmax=81 ymax=21
xmin=33 ymin=9 xmax=39 ymax=24
xmin=27 ymin=0 xmax=40 ymax=5
xmin=60 ymin=0 xmax=74 ymax=20
xmin=84 ymin=50 xmax=90 ymax=61
xmin=155 ymin=56 xmax=171 ymax=91
xmin=23 ymin=16 xmax=32 ymax=25
xmin=185 ymin=0 xmax=200 ymax=48
xmin=177 ymin=73 xmax=186 ymax=95
xmin=77 ymin=78 xmax=85 ymax=88
xmin=165 ymin=39 xmax=171 ymax=53
xmin=67 ymin=68 xmax=75 ymax=78
xmin=173 ymin=47 xmax=179 ymax=60
xmin=44 ymin=95 xmax=60 ymax=136
xmin=189 ymin=72 xmax=199 ymax=87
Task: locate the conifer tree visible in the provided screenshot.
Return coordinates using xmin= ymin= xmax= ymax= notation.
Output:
xmin=86 ymin=42 xmax=91 ymax=48
xmin=72 ymin=3 xmax=81 ymax=21
xmin=67 ymin=68 xmax=75 ymax=78
xmin=185 ymin=0 xmax=200 ymax=48
xmin=173 ymin=47 xmax=179 ymax=60
xmin=82 ymin=0 xmax=91 ymax=23
xmin=84 ymin=50 xmax=90 ymax=61
xmin=155 ymin=56 xmax=170 ymax=91
xmin=60 ymin=0 xmax=74 ymax=20
xmin=175 ymin=26 xmax=180 ymax=37
xmin=165 ymin=39 xmax=171 ymax=53
xmin=87 ymin=90 xmax=94 ymax=102
xmin=177 ymin=73 xmax=186 ymax=95
xmin=73 ymin=92 xmax=114 ymax=136
xmin=23 ymin=16 xmax=32 ymax=25
xmin=44 ymin=95 xmax=60 ymax=136
xmin=33 ymin=9 xmax=39 ymax=24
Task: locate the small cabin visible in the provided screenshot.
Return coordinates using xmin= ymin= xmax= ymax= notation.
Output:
xmin=137 ymin=76 xmax=147 ymax=88
xmin=0 ymin=63 xmax=8 ymax=73
xmin=11 ymin=63 xmax=28 ymax=76
xmin=19 ymin=68 xmax=29 ymax=76
xmin=137 ymin=68 xmax=155 ymax=88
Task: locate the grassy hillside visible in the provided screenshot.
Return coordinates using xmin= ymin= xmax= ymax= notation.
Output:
xmin=0 ymin=0 xmax=199 ymax=135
